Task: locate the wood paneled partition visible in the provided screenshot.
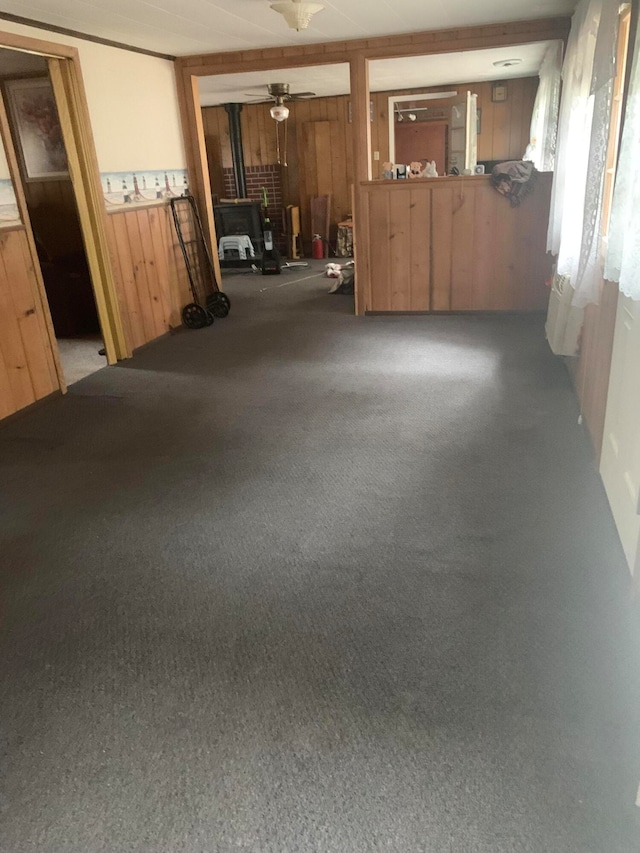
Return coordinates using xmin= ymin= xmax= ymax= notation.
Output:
xmin=359 ymin=173 xmax=553 ymax=313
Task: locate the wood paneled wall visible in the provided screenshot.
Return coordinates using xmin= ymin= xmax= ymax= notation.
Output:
xmin=202 ymin=76 xmax=537 ymax=248
xmin=23 ymin=178 xmax=84 ymax=260
xmin=568 ymin=280 xmax=619 ymax=459
xmin=104 ymin=204 xmax=192 ymax=353
xmin=358 ymin=173 xmax=553 ymax=313
xmin=369 ymin=77 xmax=538 ymax=168
xmin=0 ymin=227 xmax=60 ymax=419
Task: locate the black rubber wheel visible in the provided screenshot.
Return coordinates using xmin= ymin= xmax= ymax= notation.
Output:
xmin=207 ymin=293 xmax=230 ymax=318
xmin=182 ymin=302 xmax=210 ymax=329
xmin=217 ymin=292 xmax=231 ymax=310
xmin=205 ymin=309 xmax=215 ymax=326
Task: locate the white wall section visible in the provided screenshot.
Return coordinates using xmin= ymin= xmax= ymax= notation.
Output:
xmin=0 ymin=20 xmax=186 ymax=173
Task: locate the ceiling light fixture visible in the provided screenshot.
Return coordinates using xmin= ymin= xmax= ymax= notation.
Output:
xmin=492 ymin=58 xmax=523 ymax=68
xmin=270 ymin=103 xmax=290 ymax=122
xmin=270 ymin=0 xmax=325 ymax=31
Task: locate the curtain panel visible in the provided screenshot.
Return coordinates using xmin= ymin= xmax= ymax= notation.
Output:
xmin=604 ymin=12 xmax=640 ymax=301
xmin=546 ymin=0 xmax=620 ymax=307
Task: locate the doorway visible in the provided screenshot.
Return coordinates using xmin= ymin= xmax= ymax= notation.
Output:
xmin=0 ymin=49 xmax=106 ymax=385
xmin=394 ymin=120 xmax=448 ymax=174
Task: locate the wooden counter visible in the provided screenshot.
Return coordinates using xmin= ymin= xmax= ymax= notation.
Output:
xmin=355 ymin=173 xmax=553 ymax=313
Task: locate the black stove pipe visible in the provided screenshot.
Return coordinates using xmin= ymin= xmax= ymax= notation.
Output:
xmin=223 ymin=103 xmax=247 ymax=199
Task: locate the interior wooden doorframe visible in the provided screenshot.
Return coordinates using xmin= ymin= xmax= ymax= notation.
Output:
xmin=388 ymin=91 xmax=459 ymax=165
xmin=0 ymin=29 xmax=130 ymax=371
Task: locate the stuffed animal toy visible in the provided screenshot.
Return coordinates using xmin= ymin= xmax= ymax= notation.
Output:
xmin=382 ymin=162 xmax=394 ymax=180
xmin=423 ymin=160 xmax=438 ymax=178
xmin=408 ymin=161 xmax=425 ymax=179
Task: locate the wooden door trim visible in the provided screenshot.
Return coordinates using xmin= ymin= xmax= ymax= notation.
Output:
xmin=48 ymin=58 xmax=129 ymax=363
xmin=0 ymin=29 xmax=130 ymax=366
xmin=0 ymin=83 xmax=65 ymax=392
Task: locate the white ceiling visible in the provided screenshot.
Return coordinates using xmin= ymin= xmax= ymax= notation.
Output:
xmin=198 ymin=42 xmax=554 ymax=106
xmin=0 ymin=0 xmax=575 ymax=57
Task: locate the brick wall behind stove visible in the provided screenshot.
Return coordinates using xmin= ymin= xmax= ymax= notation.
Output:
xmin=222 ymin=165 xmax=285 ymax=251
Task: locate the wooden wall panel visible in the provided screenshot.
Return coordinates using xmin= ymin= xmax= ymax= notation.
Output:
xmin=23 ymin=177 xmax=84 ymax=259
xmin=105 ymin=204 xmax=191 ymax=353
xmin=408 ymin=188 xmax=430 ymax=311
xmin=0 ymin=228 xmax=60 ymax=418
xmin=569 ymin=280 xmax=619 ymax=459
xmin=368 ymin=189 xmax=391 ymax=311
xmin=450 ymin=182 xmax=475 ymax=310
xmin=431 ymin=186 xmax=454 ymax=311
xmin=361 ymin=173 xmax=552 ymax=314
xmin=388 ymin=189 xmax=412 ymax=311
xmin=202 ymin=76 xmax=538 ymax=250
xmin=369 ymin=77 xmax=538 ymax=171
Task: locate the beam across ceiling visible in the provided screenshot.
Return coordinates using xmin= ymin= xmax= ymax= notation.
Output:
xmin=176 ymin=17 xmax=571 ymax=77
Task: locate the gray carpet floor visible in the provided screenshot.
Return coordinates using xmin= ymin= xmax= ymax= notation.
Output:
xmin=1 ymin=262 xmax=640 ymax=852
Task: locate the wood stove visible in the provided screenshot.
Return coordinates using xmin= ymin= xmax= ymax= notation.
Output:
xmin=214 ymin=201 xmax=264 ymax=268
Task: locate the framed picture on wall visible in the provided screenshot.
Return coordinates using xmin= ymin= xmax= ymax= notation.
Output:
xmin=5 ymin=77 xmax=68 ymax=181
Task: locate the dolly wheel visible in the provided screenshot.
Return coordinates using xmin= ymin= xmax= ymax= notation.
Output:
xmin=182 ymin=303 xmax=210 ymax=329
xmin=208 ymin=293 xmax=230 ymax=318
xmin=217 ymin=292 xmax=231 ymax=310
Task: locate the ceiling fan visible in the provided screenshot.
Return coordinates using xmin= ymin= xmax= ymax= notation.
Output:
xmin=244 ymin=83 xmax=316 ymax=121
xmin=243 ymin=83 xmax=316 ymax=167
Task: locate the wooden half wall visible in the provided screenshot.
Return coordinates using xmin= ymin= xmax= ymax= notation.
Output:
xmin=358 ymin=173 xmax=553 ymax=313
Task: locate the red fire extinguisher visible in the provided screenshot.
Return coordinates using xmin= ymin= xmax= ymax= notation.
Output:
xmin=312 ymin=234 xmax=324 ymax=260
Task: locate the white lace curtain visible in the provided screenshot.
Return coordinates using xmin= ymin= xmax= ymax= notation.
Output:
xmin=524 ymin=41 xmax=563 ymax=171
xmin=546 ymin=0 xmax=620 ymax=308
xmin=604 ymin=13 xmax=640 ymax=301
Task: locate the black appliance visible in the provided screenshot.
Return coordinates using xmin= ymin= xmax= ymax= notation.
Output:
xmin=214 ymin=202 xmax=264 ymax=268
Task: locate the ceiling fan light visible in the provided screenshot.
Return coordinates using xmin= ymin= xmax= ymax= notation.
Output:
xmin=270 ymin=103 xmax=290 ymax=122
xmin=270 ymin=1 xmax=325 ymax=31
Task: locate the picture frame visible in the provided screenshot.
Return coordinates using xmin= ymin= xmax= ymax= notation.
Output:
xmin=4 ymin=77 xmax=68 ymax=181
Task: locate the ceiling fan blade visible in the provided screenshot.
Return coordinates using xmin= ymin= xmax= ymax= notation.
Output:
xmin=289 ymin=92 xmax=316 ymax=99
